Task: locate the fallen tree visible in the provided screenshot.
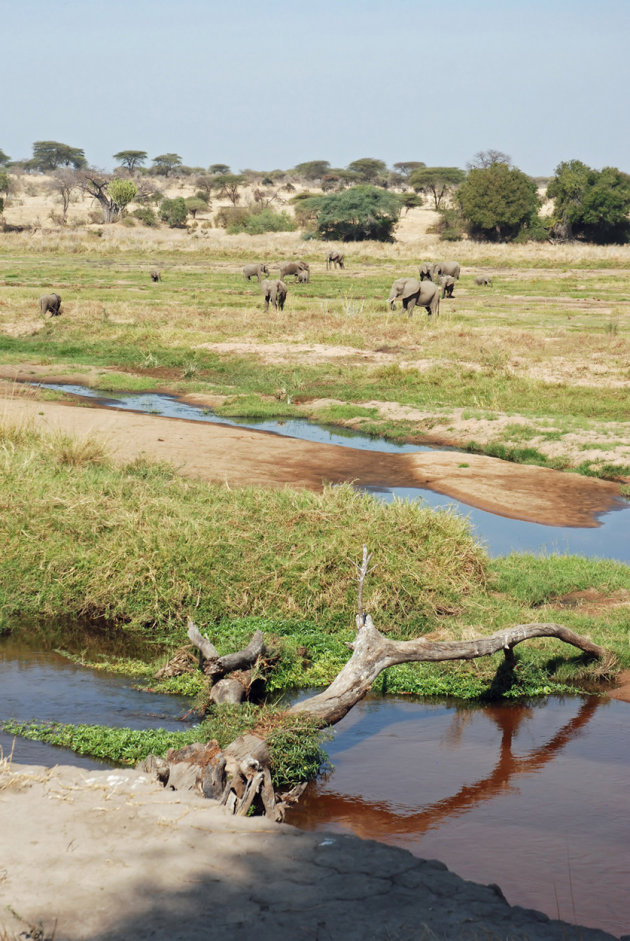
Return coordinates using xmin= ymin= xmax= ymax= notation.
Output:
xmin=143 ymin=548 xmax=611 ymax=819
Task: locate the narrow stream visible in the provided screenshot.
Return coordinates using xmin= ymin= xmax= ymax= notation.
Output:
xmin=2 ymin=633 xmax=628 ymax=936
xmin=30 ymin=383 xmax=630 ymax=563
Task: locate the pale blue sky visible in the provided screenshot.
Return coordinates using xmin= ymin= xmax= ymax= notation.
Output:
xmin=4 ymin=0 xmax=629 ymax=176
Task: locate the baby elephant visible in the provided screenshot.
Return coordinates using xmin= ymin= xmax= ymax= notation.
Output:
xmin=261 ymin=279 xmax=287 ymax=312
xmin=474 ymin=275 xmax=493 ymax=286
xmin=39 ymin=293 xmax=62 ymax=317
xmin=439 ymin=275 xmax=456 ymax=298
xmin=326 ymin=250 xmax=345 ymax=269
xmin=150 ymin=268 xmax=161 ymax=282
xmin=243 ymin=263 xmax=269 ymax=282
xmin=279 ymin=261 xmax=309 ymax=281
xmin=297 ymin=268 xmax=309 ymax=283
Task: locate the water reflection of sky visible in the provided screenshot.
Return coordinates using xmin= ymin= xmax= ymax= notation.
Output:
xmin=35 ymin=384 xmax=630 ymax=563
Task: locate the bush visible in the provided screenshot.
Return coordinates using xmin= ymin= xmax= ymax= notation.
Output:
xmin=108 ymin=179 xmax=137 ymax=216
xmin=159 ymin=197 xmax=188 ymax=227
xmin=547 ymin=160 xmax=630 ymax=243
xmin=214 ymin=206 xmax=250 ymax=229
xmin=429 ymin=207 xmax=465 ymax=241
xmin=226 ymin=208 xmax=296 ymax=235
xmin=457 ymin=163 xmax=540 ymax=241
xmin=132 ymin=206 xmax=158 ymax=227
xmin=306 ymin=185 xmax=401 ymax=242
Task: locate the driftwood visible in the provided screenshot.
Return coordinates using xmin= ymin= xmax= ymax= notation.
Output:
xmin=147 ymin=548 xmax=610 ymax=818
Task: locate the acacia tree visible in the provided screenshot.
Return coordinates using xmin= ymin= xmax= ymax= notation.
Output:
xmin=409 ymin=166 xmax=466 ymax=209
xmin=78 ymin=171 xmax=140 ymax=222
xmin=30 ymin=141 xmax=87 ymax=171
xmin=458 ymin=162 xmax=539 ymax=241
xmin=293 ymin=160 xmax=331 ymax=181
xmin=307 ymin=185 xmax=401 ymax=241
xmin=151 ymin=153 xmax=183 ymax=176
xmin=547 ymin=160 xmax=630 ymax=243
xmin=113 ymin=150 xmax=148 ymax=172
xmin=393 ymin=161 xmax=426 ymax=180
xmin=0 ymin=148 xmax=10 ymax=166
xmin=209 ymin=163 xmax=231 ymax=175
xmin=346 ymin=158 xmax=388 ymax=185
xmin=212 ymin=173 xmax=244 ymax=205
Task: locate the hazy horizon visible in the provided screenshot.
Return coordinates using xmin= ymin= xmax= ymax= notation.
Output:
xmin=4 ymin=0 xmax=629 ymax=178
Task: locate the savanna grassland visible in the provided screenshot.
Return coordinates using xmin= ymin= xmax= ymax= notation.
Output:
xmin=1 ymin=221 xmax=630 ymax=768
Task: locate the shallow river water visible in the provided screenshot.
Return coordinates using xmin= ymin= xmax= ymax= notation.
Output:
xmin=31 ymin=383 xmax=630 ymax=563
xmin=2 ymin=633 xmax=629 ymax=936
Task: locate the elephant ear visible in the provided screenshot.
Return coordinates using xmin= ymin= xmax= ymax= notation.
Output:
xmin=402 ymin=278 xmax=421 ymax=300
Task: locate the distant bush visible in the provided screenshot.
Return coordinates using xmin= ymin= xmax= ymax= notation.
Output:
xmin=132 ymin=206 xmax=158 ymax=227
xmin=214 ymin=206 xmax=250 ymax=229
xmin=159 ymin=197 xmax=188 ymax=227
xmin=429 ymin=208 xmax=465 ymax=241
xmin=226 ymin=208 xmax=297 ymax=235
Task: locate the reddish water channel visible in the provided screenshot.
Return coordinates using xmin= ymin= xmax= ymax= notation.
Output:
xmin=287 ymin=695 xmax=630 ymax=937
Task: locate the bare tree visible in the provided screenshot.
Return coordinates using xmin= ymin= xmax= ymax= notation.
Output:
xmin=48 ymin=169 xmax=81 ymax=224
xmin=467 ymin=149 xmax=512 ymax=170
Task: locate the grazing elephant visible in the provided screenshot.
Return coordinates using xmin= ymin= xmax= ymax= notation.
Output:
xmin=475 ymin=275 xmax=493 ymax=286
xmin=279 ymin=261 xmax=309 ymax=281
xmin=261 ymin=279 xmax=287 ymax=312
xmin=297 ymin=268 xmax=309 ymax=283
xmin=39 ymin=293 xmax=62 ymax=317
xmin=419 ymin=262 xmax=434 ymax=281
xmin=432 ymin=261 xmax=461 ymax=280
xmin=150 ymin=268 xmax=161 ymax=282
xmin=439 ymin=275 xmax=455 ymax=298
xmin=326 ymin=250 xmax=345 ymax=269
xmin=243 ymin=263 xmax=269 ymax=282
xmin=388 ymin=278 xmax=440 ymax=318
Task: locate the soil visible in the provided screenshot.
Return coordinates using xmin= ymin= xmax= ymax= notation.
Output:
xmin=0 ymin=375 xmax=623 ymax=528
xmin=0 ymin=762 xmax=621 ymax=941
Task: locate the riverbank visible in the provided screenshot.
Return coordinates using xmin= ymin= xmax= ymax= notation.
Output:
xmin=0 ymin=760 xmax=623 ymax=941
xmin=0 ymin=384 xmax=623 ymax=527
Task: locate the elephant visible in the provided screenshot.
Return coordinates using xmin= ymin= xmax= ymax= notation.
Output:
xmin=39 ymin=293 xmax=62 ymax=317
xmin=388 ymin=278 xmax=440 ymax=318
xmin=432 ymin=261 xmax=461 ymax=280
xmin=261 ymin=279 xmax=287 ymax=312
xmin=150 ymin=268 xmax=161 ymax=282
xmin=326 ymin=250 xmax=345 ymax=269
xmin=279 ymin=261 xmax=309 ymax=281
xmin=438 ymin=275 xmax=455 ymax=298
xmin=475 ymin=275 xmax=493 ymax=286
xmin=297 ymin=268 xmax=309 ymax=283
xmin=243 ymin=263 xmax=269 ymax=282
xmin=419 ymin=262 xmax=434 ymax=281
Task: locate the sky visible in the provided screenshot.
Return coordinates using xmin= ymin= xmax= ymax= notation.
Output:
xmin=4 ymin=0 xmax=629 ymax=177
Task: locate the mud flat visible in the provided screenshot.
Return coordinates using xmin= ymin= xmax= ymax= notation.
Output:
xmin=0 ymin=762 xmax=623 ymax=941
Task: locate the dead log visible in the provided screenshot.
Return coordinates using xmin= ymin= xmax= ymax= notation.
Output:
xmin=187 ymin=619 xmax=265 ymax=679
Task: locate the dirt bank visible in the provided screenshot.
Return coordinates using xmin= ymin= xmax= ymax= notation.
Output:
xmin=0 ymin=762 xmax=620 ymax=941
xmin=0 ymin=388 xmax=623 ymax=527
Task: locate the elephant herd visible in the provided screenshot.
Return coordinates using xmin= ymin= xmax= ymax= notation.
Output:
xmin=35 ymin=254 xmax=492 ymax=321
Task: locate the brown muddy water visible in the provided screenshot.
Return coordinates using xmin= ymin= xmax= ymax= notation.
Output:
xmin=287 ymin=694 xmax=630 ymax=937
xmin=2 ymin=631 xmax=629 ymax=936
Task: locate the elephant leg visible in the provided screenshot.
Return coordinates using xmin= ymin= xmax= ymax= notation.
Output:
xmin=406 ymin=297 xmax=417 ymax=318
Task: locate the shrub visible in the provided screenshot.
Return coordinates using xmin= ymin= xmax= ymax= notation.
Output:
xmin=214 ymin=206 xmax=250 ymax=229
xmin=159 ymin=197 xmax=188 ymax=227
xmin=429 ymin=207 xmax=466 ymax=241
xmin=108 ymin=179 xmax=137 ymax=216
xmin=132 ymin=206 xmax=158 ymax=227
xmin=227 ymin=208 xmax=297 ymax=235
xmin=547 ymin=160 xmax=630 ymax=243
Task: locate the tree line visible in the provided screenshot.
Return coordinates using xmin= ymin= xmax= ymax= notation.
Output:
xmin=1 ymin=142 xmax=629 ymax=245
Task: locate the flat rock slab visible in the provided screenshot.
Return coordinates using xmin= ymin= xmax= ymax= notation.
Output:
xmin=0 ymin=763 xmax=622 ymax=941
xmin=0 ymin=388 xmax=622 ymax=527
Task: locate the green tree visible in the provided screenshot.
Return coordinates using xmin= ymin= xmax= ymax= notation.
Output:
xmin=108 ymin=179 xmax=138 ymax=215
xmin=184 ymin=196 xmax=207 ymax=219
xmin=547 ymin=160 xmax=630 ymax=243
xmin=209 ymin=163 xmax=231 ymax=175
xmin=30 ymin=141 xmax=87 ymax=171
xmin=409 ymin=166 xmax=465 ymax=209
xmin=0 ymin=149 xmax=10 ymax=166
xmin=293 ymin=160 xmax=331 ymax=180
xmin=346 ymin=158 xmax=388 ymax=185
xmin=393 ymin=161 xmax=426 ymax=180
xmin=0 ymin=169 xmax=8 ymax=214
xmin=306 ymin=185 xmax=401 ymax=241
xmin=113 ymin=150 xmax=148 ymax=171
xmin=151 ymin=153 xmax=183 ymax=176
xmin=457 ymin=163 xmax=539 ymax=241
xmin=212 ymin=173 xmax=244 ymax=205
xmin=159 ymin=197 xmax=188 ymax=227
